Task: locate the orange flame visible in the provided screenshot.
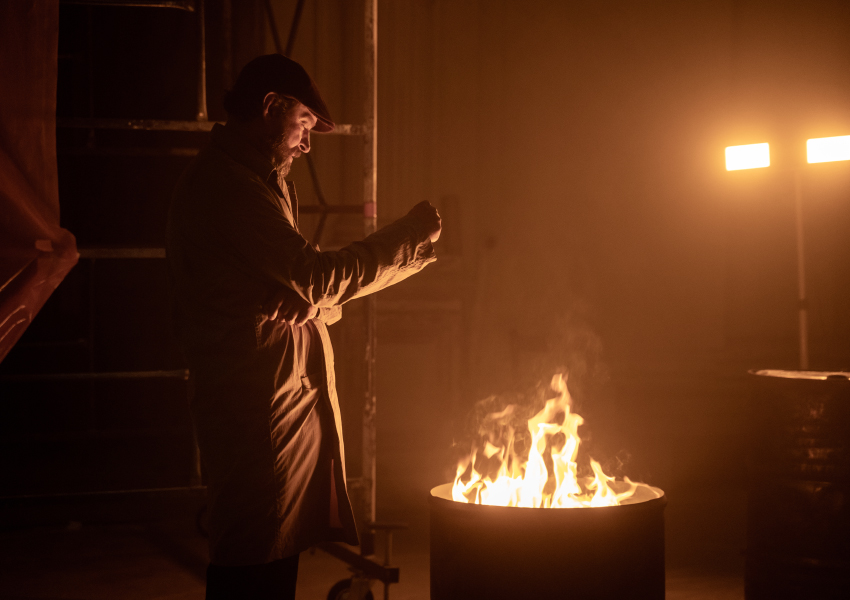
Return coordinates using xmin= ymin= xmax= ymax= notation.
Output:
xmin=452 ymin=373 xmax=644 ymax=508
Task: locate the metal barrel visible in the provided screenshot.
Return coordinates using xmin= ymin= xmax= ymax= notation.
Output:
xmin=746 ymin=370 xmax=850 ymax=600
xmin=429 ymin=483 xmax=666 ymax=600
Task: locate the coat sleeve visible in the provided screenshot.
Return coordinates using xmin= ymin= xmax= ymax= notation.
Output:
xmin=212 ymin=177 xmax=436 ymax=308
xmin=316 ymin=305 xmax=342 ymax=326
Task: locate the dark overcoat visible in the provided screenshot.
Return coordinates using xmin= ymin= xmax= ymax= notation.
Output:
xmin=167 ymin=124 xmax=436 ymax=565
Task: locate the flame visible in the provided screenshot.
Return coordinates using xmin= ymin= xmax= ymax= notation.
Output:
xmin=452 ymin=373 xmax=640 ymax=508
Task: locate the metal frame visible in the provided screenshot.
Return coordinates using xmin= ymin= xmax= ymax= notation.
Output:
xmin=9 ymin=1 xmax=212 ymax=497
xmin=38 ymin=1 xmax=391 ymax=597
xmin=61 ymin=0 xmax=197 ymax=9
xmin=0 ymin=369 xmax=188 ymax=382
xmin=361 ymin=0 xmax=380 ymax=560
xmin=2 ymin=248 xmax=202 ymax=498
xmin=263 ymin=1 xmax=398 ymax=597
xmin=58 ymin=117 xmax=365 ymax=135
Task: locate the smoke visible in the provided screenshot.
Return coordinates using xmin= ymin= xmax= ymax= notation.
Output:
xmin=542 ymin=313 xmax=610 ymax=410
xmin=450 ymin=310 xmax=636 ymax=485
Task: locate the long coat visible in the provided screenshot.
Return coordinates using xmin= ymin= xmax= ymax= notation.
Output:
xmin=166 ymin=124 xmax=436 ymax=565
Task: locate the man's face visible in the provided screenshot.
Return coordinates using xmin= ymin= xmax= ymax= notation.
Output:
xmin=264 ymin=97 xmax=318 ymax=176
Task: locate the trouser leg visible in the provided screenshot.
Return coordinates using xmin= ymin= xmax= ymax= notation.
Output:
xmin=205 ymin=553 xmax=300 ymax=600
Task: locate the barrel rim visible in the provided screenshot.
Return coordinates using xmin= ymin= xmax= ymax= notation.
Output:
xmin=749 ymin=369 xmax=850 ymax=381
xmin=429 ymin=482 xmax=667 ymax=515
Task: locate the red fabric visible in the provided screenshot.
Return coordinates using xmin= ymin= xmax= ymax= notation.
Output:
xmin=0 ymin=0 xmax=78 ymax=363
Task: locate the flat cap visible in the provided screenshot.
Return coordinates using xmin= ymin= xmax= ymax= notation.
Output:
xmin=225 ymin=54 xmax=335 ymax=133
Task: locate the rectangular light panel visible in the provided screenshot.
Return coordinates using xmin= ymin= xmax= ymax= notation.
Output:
xmin=807 ymin=135 xmax=850 ymax=163
xmin=725 ymin=143 xmax=770 ymax=171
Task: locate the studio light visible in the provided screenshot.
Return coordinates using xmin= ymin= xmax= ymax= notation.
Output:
xmin=806 ymin=135 xmax=850 ymax=164
xmin=725 ymin=143 xmax=770 ymax=171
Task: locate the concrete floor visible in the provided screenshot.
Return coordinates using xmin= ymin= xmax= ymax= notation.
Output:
xmin=0 ymin=485 xmax=745 ymax=600
xmin=0 ymin=525 xmax=744 ymax=600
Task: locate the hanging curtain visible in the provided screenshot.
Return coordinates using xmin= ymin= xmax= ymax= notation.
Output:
xmin=0 ymin=0 xmax=78 ymax=363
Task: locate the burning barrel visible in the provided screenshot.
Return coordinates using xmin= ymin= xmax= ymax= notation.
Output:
xmin=432 ymin=373 xmax=666 ymax=599
xmin=430 ymin=483 xmax=666 ymax=599
xmin=747 ymin=370 xmax=850 ymax=599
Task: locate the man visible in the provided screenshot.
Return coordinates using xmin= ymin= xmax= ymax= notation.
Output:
xmin=166 ymin=54 xmax=440 ymax=599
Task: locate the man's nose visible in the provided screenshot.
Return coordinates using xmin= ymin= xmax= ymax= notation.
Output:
xmin=299 ymin=131 xmax=310 ymax=153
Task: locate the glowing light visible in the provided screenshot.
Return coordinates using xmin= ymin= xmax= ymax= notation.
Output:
xmin=725 ymin=143 xmax=770 ymax=171
xmin=451 ymin=373 xmax=655 ymax=508
xmin=807 ymin=135 xmax=850 ymax=164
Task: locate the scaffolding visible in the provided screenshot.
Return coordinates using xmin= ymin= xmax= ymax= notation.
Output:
xmin=2 ymin=0 xmax=398 ymax=597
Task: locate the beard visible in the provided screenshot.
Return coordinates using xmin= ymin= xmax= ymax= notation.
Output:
xmin=277 ymin=155 xmax=294 ymax=177
xmin=265 ymin=121 xmax=298 ymax=176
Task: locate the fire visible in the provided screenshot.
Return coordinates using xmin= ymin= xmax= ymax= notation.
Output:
xmin=452 ymin=373 xmax=644 ymax=508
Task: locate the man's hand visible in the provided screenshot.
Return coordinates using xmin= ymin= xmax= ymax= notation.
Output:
xmin=263 ymin=286 xmax=318 ymax=326
xmin=407 ymin=201 xmax=442 ymax=243
xmin=262 ymin=241 xmax=321 ymax=326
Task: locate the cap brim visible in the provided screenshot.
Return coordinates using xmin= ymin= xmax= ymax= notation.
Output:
xmin=312 ymin=116 xmax=334 ymax=133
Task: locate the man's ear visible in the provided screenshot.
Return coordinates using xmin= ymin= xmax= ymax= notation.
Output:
xmin=262 ymin=91 xmax=281 ymax=120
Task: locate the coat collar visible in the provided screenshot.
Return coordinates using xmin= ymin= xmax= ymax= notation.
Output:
xmin=210 ymin=123 xmax=299 ymax=226
xmin=211 ymin=122 xmax=277 ymax=184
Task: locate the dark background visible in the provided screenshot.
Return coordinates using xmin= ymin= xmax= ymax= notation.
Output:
xmin=2 ymin=0 xmax=850 ymax=584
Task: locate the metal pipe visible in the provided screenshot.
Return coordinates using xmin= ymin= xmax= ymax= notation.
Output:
xmin=363 ymin=0 xmax=378 ymax=237
xmin=196 ymin=0 xmax=208 ymax=121
xmin=15 ymin=338 xmax=88 ymax=349
xmin=320 ymin=124 xmax=367 ymax=136
xmin=1 ymin=427 xmax=194 ymax=444
xmin=221 ymin=0 xmax=233 ymax=89
xmin=61 ymin=0 xmax=196 ymax=10
xmin=305 ymin=152 xmax=330 ymax=245
xmin=86 ymin=6 xmax=96 ymax=148
xmin=0 ymin=369 xmax=190 ymax=382
xmin=58 ymin=118 xmax=217 ymax=131
xmin=384 ymin=531 xmax=392 ymax=567
xmin=361 ymin=0 xmax=378 ymax=558
xmin=793 ymin=170 xmax=809 ymax=370
xmin=86 ymin=7 xmax=94 ymax=119
xmin=57 ymin=118 xmax=364 ymax=134
xmin=311 ymin=214 xmax=327 ymax=246
xmin=264 ymin=0 xmax=284 ymax=55
xmin=305 ymin=155 xmax=327 ymax=206
xmin=60 ymin=146 xmax=200 ymax=157
xmin=284 ymin=0 xmax=306 ymax=57
xmin=383 ymin=539 xmax=391 ymax=600
xmin=286 ymin=205 xmax=360 ymax=214
xmin=87 ymin=260 xmax=97 ymax=430
xmin=78 ymin=247 xmax=166 ymax=259
xmin=0 ymin=485 xmax=206 ymax=502
xmin=316 ymin=542 xmax=399 ymax=583
xmin=187 ymin=376 xmax=203 ymax=487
